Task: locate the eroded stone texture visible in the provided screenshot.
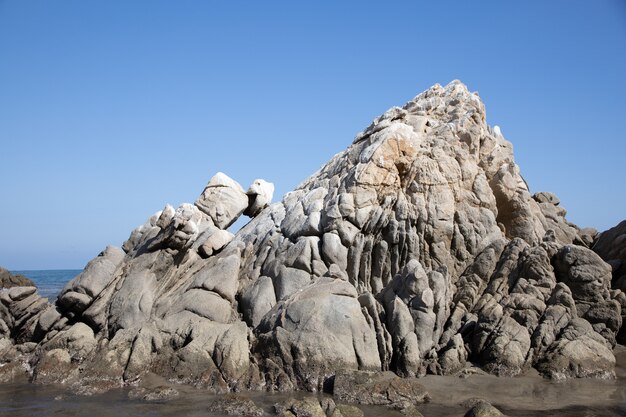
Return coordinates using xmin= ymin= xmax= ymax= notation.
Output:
xmin=245 ymin=179 xmax=275 ymax=217
xmin=195 ymin=172 xmax=249 ymax=229
xmin=593 ymin=220 xmax=626 ymax=343
xmin=0 ymin=81 xmax=623 ymax=394
xmin=0 ymin=268 xmax=35 ymax=289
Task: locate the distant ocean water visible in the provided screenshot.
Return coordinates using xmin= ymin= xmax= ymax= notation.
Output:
xmin=9 ymin=269 xmax=82 ymax=300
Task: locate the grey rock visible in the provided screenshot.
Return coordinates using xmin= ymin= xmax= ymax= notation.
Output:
xmin=198 ymin=229 xmax=234 ymax=257
xmin=554 ymin=245 xmax=621 ymax=346
xmin=31 ymin=348 xmax=75 ymax=384
xmin=0 ymin=267 xmax=35 ymax=288
xmin=593 ymin=220 xmax=626 ymax=274
xmin=180 ymin=289 xmax=233 ymax=323
xmin=464 ymin=401 xmax=507 ymax=417
xmin=7 ymin=286 xmax=37 ymax=302
xmin=536 ymin=318 xmax=615 ymax=379
xmin=107 ymin=267 xmax=158 ymax=334
xmin=322 ymin=232 xmax=348 ymax=271
xmin=333 ymin=369 xmax=429 ymax=407
xmin=43 ymin=322 xmax=96 ymax=359
xmin=195 ymin=172 xmax=248 ymax=229
xmin=128 ymin=386 xmax=180 ymax=402
xmin=0 ymin=360 xmax=29 ymax=383
xmin=576 ymin=227 xmax=598 ymax=248
xmin=593 ymin=220 xmax=626 ymax=341
xmin=256 ymin=278 xmax=380 ymax=390
xmin=438 ymin=334 xmax=468 ymax=375
xmin=275 ymin=397 xmax=326 ymax=417
xmin=244 ymin=178 xmax=275 ymax=217
xmin=2 ymin=80 xmax=622 ymax=395
xmin=191 ymin=253 xmax=241 ymax=303
xmin=273 ymin=266 xmax=312 ymax=301
xmin=471 ymin=301 xmax=531 ymax=376
xmin=532 ymin=192 xmax=560 ymax=206
xmin=241 ymin=275 xmax=276 ymax=327
xmin=398 ymin=405 xmax=425 ymax=417
xmin=58 ymin=246 xmax=124 ymax=316
xmin=208 ymin=394 xmax=264 ymax=417
xmin=334 ymin=404 xmax=364 ymax=417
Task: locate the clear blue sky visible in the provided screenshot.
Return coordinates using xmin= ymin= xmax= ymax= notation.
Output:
xmin=1 ymin=1 xmax=625 ymax=269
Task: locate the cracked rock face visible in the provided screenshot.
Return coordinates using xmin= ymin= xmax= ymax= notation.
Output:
xmin=0 ymin=80 xmax=624 ymax=393
xmin=592 ymin=220 xmax=626 ymax=343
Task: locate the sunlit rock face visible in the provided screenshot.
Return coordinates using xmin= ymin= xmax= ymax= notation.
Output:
xmin=0 ymin=81 xmax=623 ymax=394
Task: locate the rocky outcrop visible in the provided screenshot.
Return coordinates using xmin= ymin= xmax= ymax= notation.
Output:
xmin=207 ymin=394 xmax=264 ymax=416
xmin=332 ymin=369 xmax=429 ymax=407
xmin=463 ymin=401 xmax=507 ymax=417
xmin=0 ymin=267 xmax=35 ymax=289
xmin=594 ymin=221 xmax=626 ymax=283
xmin=593 ymin=219 xmax=626 ymax=343
xmin=0 ymin=81 xmax=623 ymax=394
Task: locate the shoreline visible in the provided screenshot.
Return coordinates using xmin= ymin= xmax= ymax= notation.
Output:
xmin=1 ymin=345 xmax=624 ymax=417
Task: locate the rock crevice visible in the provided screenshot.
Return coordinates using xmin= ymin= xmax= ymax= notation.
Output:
xmin=0 ymin=80 xmax=623 ymax=393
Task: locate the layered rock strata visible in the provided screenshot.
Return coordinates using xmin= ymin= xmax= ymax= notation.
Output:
xmin=0 ymin=81 xmax=624 ymax=393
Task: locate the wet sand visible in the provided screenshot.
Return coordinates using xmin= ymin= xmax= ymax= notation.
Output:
xmin=1 ymin=346 xmax=625 ymax=417
xmin=417 ymin=345 xmax=626 ymax=416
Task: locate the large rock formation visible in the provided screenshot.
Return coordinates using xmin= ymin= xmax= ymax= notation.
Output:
xmin=1 ymin=81 xmax=624 ymax=394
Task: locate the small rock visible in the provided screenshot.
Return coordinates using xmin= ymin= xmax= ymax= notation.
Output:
xmin=7 ymin=286 xmax=37 ymax=301
xmin=128 ymin=385 xmax=179 ymax=402
xmin=208 ymin=394 xmax=264 ymax=417
xmin=319 ymin=397 xmax=336 ymax=416
xmin=0 ymin=360 xmax=29 ymax=383
xmin=199 ymin=229 xmax=234 ymax=257
xmin=532 ymin=192 xmax=560 ymax=205
xmin=333 ymin=370 xmax=430 ymax=407
xmin=459 ymin=398 xmax=489 ymax=409
xmin=245 ymin=178 xmax=275 ymax=217
xmin=275 ymin=397 xmax=326 ymax=417
xmin=464 ymin=401 xmax=507 ymax=417
xmin=0 ymin=267 xmax=35 ymax=288
xmin=71 ymin=379 xmax=122 ymax=397
xmin=334 ymin=404 xmax=364 ymax=417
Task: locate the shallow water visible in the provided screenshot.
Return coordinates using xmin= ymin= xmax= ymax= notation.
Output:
xmin=1 ymin=346 xmax=625 ymax=417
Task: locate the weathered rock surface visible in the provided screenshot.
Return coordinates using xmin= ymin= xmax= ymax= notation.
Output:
xmin=196 ymin=172 xmax=249 ymax=229
xmin=207 ymin=394 xmax=264 ymax=417
xmin=245 ymin=179 xmax=275 ymax=217
xmin=464 ymin=401 xmax=507 ymax=417
xmin=275 ymin=397 xmax=327 ymax=417
xmin=57 ymin=246 xmax=125 ymax=317
xmin=128 ymin=385 xmax=180 ymax=402
xmin=0 ymin=81 xmax=623 ymax=394
xmin=0 ymin=267 xmax=35 ymax=289
xmin=593 ymin=220 xmax=626 ymax=343
xmin=332 ymin=369 xmax=429 ymax=407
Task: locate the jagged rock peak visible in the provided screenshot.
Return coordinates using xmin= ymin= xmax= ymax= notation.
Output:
xmin=355 ymin=80 xmax=486 ymax=144
xmin=0 ymin=81 xmax=623 ymax=395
